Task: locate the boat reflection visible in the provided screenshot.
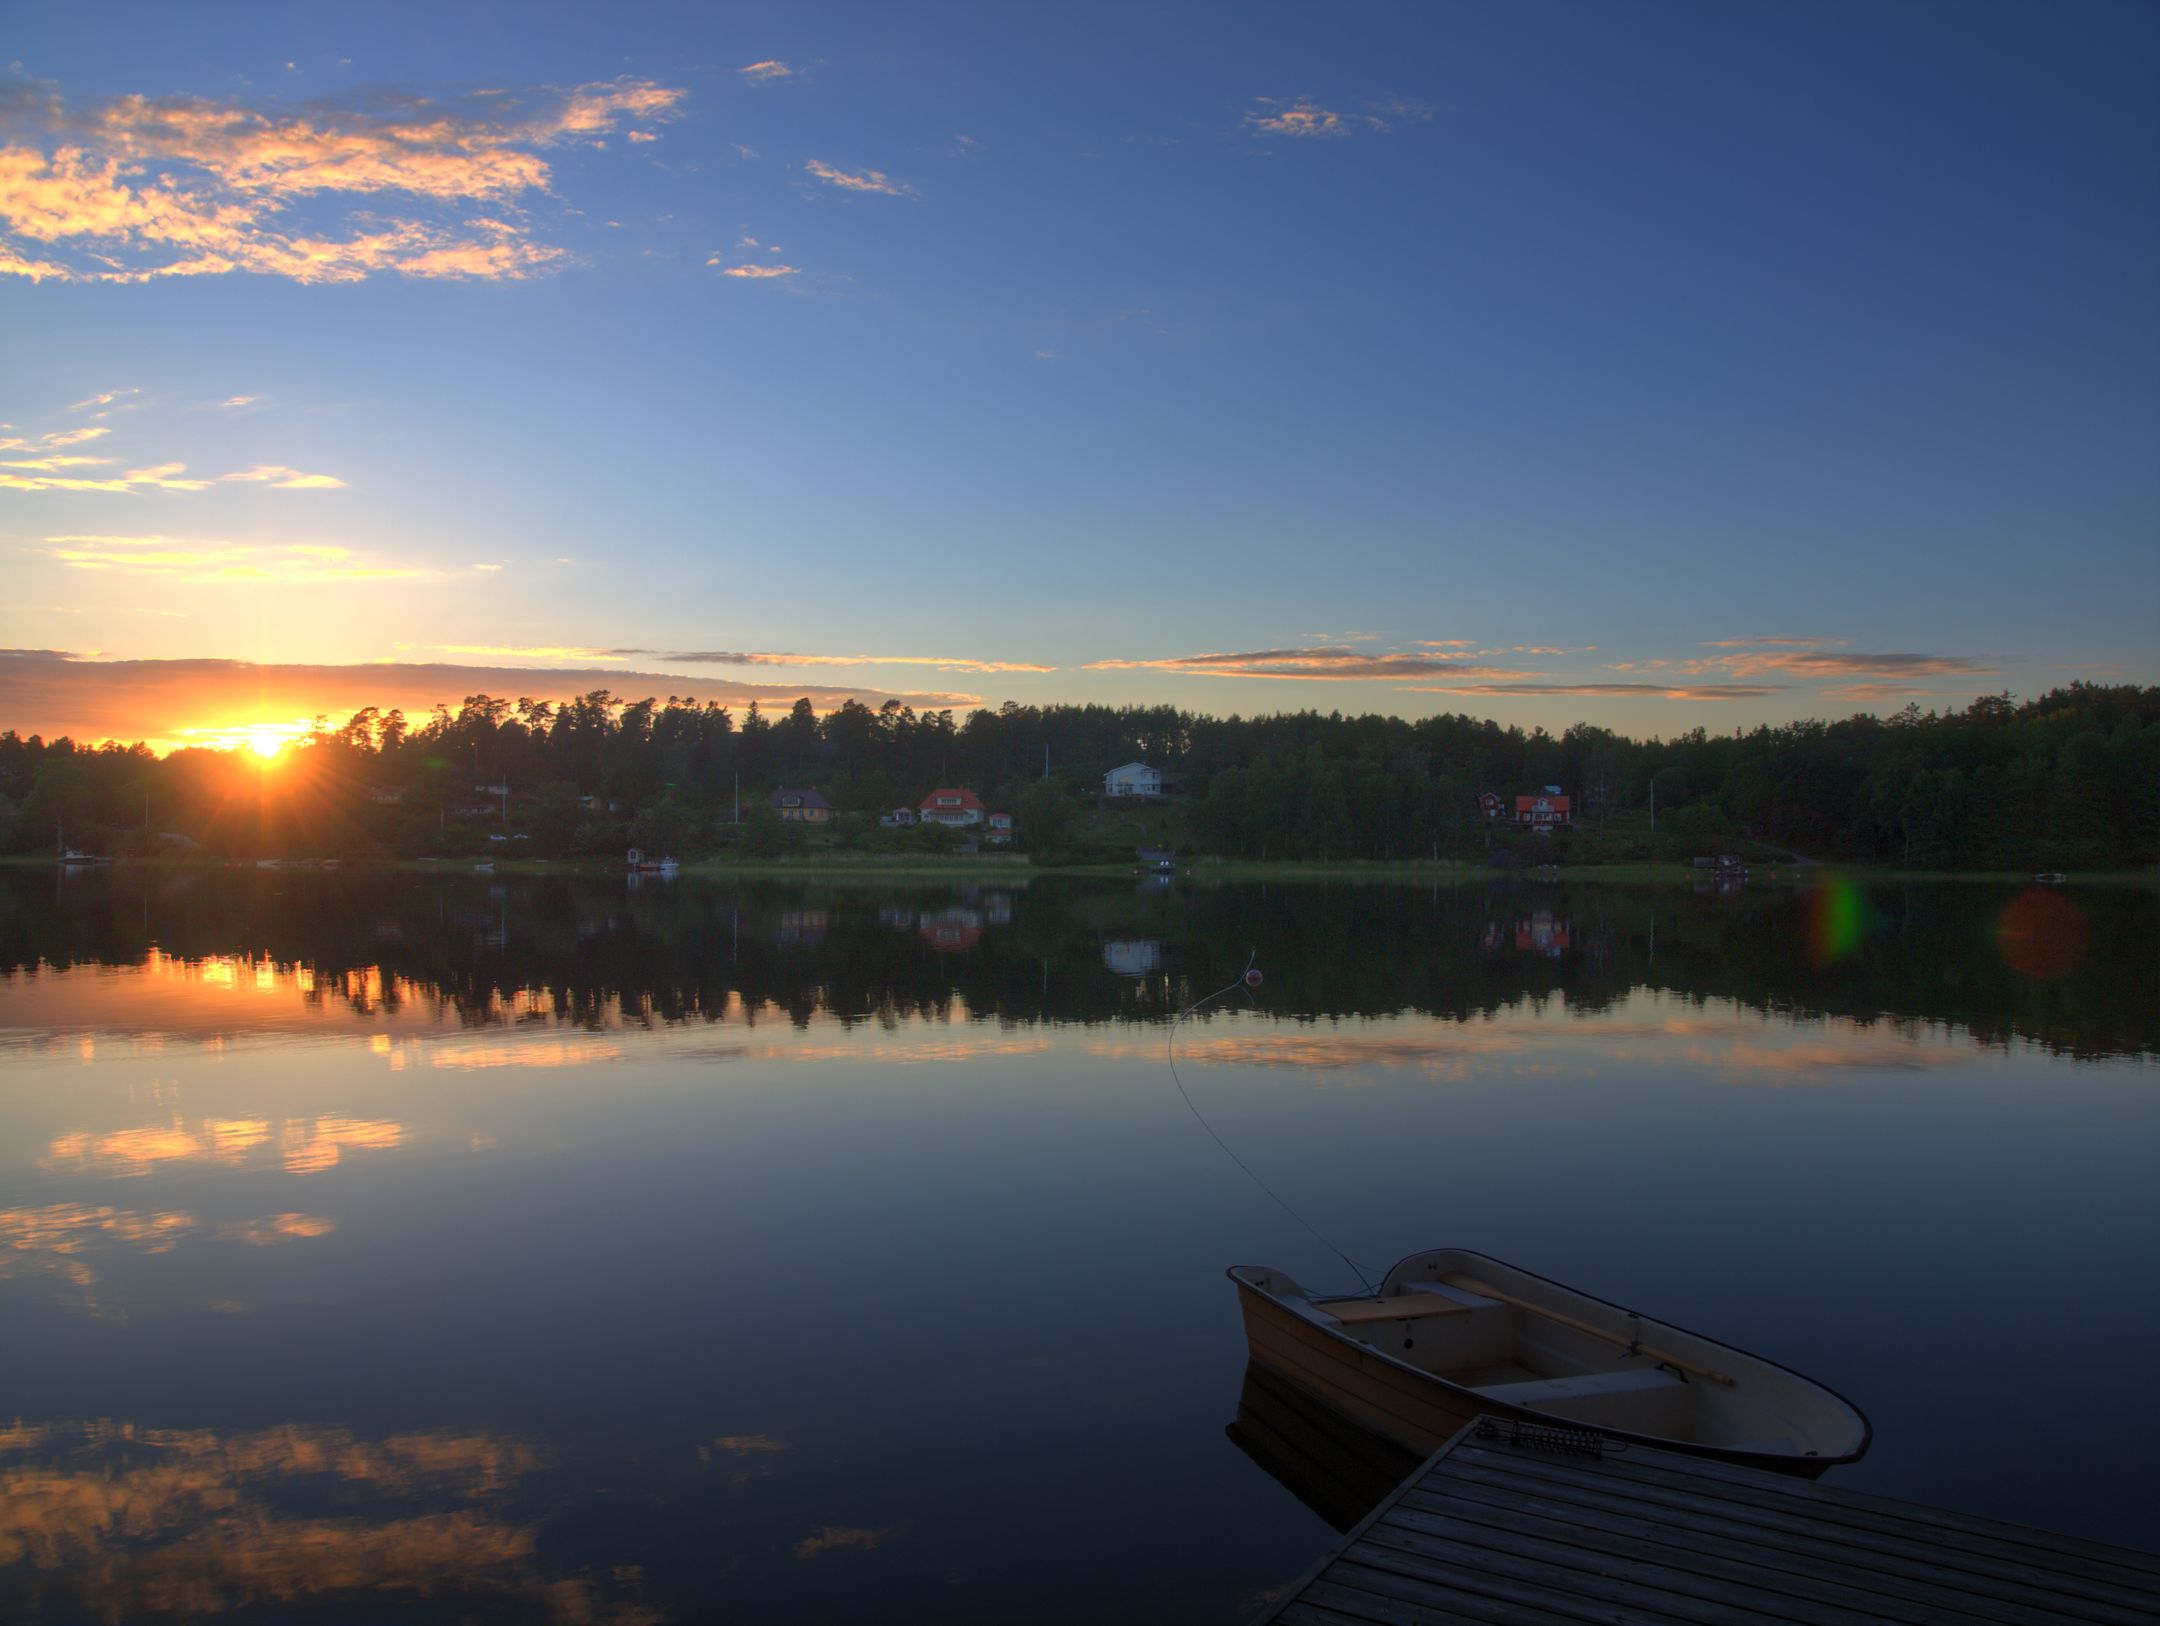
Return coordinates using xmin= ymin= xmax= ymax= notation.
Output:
xmin=1223 ymin=1360 xmax=1420 ymax=1535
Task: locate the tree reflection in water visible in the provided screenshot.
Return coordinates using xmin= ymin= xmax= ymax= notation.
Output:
xmin=2 ymin=869 xmax=2150 ymax=1060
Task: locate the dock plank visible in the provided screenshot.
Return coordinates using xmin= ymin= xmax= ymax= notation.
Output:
xmin=1262 ymin=1419 xmax=2160 ymax=1626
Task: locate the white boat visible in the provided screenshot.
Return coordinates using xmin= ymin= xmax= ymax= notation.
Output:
xmin=1230 ymin=1247 xmax=1869 ymax=1478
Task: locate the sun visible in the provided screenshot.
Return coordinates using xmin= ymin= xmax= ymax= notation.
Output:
xmin=247 ymin=731 xmax=289 ymax=761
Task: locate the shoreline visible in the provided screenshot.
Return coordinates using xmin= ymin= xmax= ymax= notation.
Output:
xmin=7 ymin=854 xmax=2154 ymax=888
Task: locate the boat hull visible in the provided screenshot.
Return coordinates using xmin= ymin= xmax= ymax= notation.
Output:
xmin=1233 ymin=1264 xmax=1854 ymax=1480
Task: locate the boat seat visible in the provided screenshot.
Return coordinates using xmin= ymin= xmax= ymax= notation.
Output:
xmin=1472 ymin=1367 xmax=1691 ymax=1431
xmin=1319 ymin=1293 xmax=1473 ymax=1325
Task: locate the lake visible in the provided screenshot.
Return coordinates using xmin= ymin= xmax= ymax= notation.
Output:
xmin=2 ymin=866 xmax=2154 ymax=1622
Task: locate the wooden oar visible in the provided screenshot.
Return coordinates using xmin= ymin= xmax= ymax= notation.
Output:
xmin=1445 ymin=1275 xmax=1735 ymax=1387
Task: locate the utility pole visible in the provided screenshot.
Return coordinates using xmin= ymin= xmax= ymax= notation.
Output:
xmin=1648 ymin=776 xmax=1657 ymax=834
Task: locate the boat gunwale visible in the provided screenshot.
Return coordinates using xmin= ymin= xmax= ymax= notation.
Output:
xmin=1227 ymin=1246 xmax=1873 ymax=1470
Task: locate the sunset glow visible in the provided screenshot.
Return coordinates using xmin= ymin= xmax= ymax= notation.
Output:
xmin=1 ymin=8 xmax=2151 ymax=746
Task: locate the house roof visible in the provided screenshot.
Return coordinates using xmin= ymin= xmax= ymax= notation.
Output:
xmin=1106 ymin=761 xmax=1158 ymax=775
xmin=1516 ymin=794 xmax=1571 ymax=809
xmin=770 ymin=786 xmax=833 ymax=809
xmin=919 ymin=787 xmax=984 ymax=810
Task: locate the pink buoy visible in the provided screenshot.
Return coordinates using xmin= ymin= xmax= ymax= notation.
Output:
xmin=1243 ymin=968 xmax=1263 ymax=988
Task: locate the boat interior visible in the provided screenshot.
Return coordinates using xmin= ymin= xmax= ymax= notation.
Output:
xmin=1237 ymin=1249 xmax=1867 ymax=1459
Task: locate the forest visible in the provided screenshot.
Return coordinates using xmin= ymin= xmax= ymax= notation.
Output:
xmin=1 ymin=683 xmax=2153 ymax=870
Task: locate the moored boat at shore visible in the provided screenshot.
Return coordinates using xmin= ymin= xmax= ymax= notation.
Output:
xmin=1229 ymin=1247 xmax=1869 ymax=1478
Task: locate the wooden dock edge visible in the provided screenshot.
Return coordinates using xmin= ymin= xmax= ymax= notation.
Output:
xmin=1255 ymin=1419 xmax=1486 ymax=1624
xmin=1255 ymin=1412 xmax=2160 ymax=1626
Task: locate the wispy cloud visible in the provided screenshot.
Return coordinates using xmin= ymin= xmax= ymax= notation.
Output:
xmin=0 ymin=74 xmax=685 ymax=283
xmin=218 ymin=464 xmax=345 ymax=489
xmin=37 ymin=534 xmax=422 ymax=582
xmin=414 ymin=644 xmax=629 ymax=663
xmin=1362 ymin=95 xmax=1437 ymax=127
xmin=218 ymin=395 xmax=259 ymax=409
xmin=803 ymin=158 xmax=917 ymax=199
xmin=1701 ymin=636 xmax=1835 ymax=649
xmin=1082 ymin=647 xmax=1534 ymax=682
xmin=3 ymin=455 xmax=343 ymax=494
xmin=1406 ymin=681 xmax=1786 ymax=700
xmin=612 ymin=648 xmax=1056 ymax=675
xmin=1819 ymin=683 xmax=1951 ymax=705
xmin=709 ymin=260 xmax=798 ymax=280
xmin=737 ymin=61 xmax=796 ymax=83
xmin=1 ymin=412 xmax=342 ymax=493
xmin=1719 ymin=650 xmax=1997 ymax=679
xmin=66 ymin=386 xmax=139 ymax=413
xmin=1616 ymin=644 xmax=1999 ymax=681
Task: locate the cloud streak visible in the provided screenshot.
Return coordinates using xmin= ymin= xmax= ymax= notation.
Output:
xmin=0 ymin=74 xmax=684 ymax=283
xmin=38 ymin=534 xmax=421 ymax=582
xmin=1245 ymin=94 xmax=1430 ymax=140
xmin=609 ymin=648 xmax=1055 ymax=675
xmin=803 ymin=159 xmax=917 ymax=199
xmin=1407 ymin=681 xmax=1787 ymax=700
xmin=1082 ymin=646 xmax=1533 ymax=682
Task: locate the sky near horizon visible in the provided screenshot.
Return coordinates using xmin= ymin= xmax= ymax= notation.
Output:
xmin=3 ymin=0 xmax=2156 ymax=751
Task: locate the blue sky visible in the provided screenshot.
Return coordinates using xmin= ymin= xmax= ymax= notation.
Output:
xmin=3 ymin=1 xmax=2155 ymax=746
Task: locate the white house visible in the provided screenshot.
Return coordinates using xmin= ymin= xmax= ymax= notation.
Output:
xmin=1103 ymin=761 xmax=1164 ymax=798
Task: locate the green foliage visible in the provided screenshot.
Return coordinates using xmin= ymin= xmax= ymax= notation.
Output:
xmin=738 ymin=806 xmax=801 ymax=858
xmin=3 ymin=681 xmax=2154 ymax=870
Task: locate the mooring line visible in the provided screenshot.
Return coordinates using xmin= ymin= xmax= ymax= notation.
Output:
xmin=1167 ymin=951 xmax=1379 ymax=1294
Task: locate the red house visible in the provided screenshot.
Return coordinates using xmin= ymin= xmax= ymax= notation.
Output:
xmin=1477 ymin=791 xmax=1506 ymax=821
xmin=918 ymin=788 xmax=985 ymax=828
xmin=1516 ymin=788 xmax=1571 ymax=830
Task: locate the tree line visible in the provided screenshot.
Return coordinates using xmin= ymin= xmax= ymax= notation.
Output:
xmin=0 ymin=683 xmax=2153 ymax=869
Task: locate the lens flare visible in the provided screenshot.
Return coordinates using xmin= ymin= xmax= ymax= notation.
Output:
xmin=1804 ymin=875 xmax=1867 ymax=967
xmin=1997 ymin=888 xmax=2089 ymax=980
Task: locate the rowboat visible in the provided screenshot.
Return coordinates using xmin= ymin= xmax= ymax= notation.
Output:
xmin=1229 ymin=1247 xmax=1870 ymax=1478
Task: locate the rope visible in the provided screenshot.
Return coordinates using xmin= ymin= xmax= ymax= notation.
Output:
xmin=1167 ymin=951 xmax=1379 ymax=1294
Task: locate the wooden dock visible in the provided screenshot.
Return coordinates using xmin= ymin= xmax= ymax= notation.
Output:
xmin=1265 ymin=1416 xmax=2160 ymax=1624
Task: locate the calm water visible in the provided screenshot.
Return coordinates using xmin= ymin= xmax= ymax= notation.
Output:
xmin=3 ymin=867 xmax=2155 ymax=1621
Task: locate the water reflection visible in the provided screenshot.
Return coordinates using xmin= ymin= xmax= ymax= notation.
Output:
xmin=0 ymin=1420 xmax=658 ymax=1624
xmin=0 ymin=1204 xmax=335 ymax=1317
xmin=3 ymin=869 xmax=2149 ymax=1058
xmin=1224 ymin=1361 xmax=1420 ymax=1535
xmin=0 ymin=868 xmax=2154 ymax=1618
xmin=40 ymin=1114 xmax=403 ymax=1177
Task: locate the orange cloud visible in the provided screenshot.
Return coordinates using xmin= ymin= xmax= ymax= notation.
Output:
xmin=714 ymin=261 xmax=798 ymax=279
xmin=0 ymin=77 xmax=683 ymax=283
xmin=804 ymin=159 xmax=916 ymax=198
xmin=1083 ymin=647 xmax=1533 ymax=682
xmin=738 ymin=61 xmax=797 ymax=82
